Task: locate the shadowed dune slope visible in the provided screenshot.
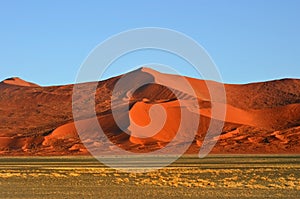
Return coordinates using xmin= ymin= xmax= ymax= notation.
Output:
xmin=0 ymin=68 xmax=300 ymax=155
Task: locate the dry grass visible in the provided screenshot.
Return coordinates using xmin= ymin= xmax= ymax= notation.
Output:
xmin=1 ymin=164 xmax=300 ymax=190
xmin=0 ymin=156 xmax=300 ymax=198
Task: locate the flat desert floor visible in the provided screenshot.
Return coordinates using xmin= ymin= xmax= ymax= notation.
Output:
xmin=0 ymin=155 xmax=299 ymax=198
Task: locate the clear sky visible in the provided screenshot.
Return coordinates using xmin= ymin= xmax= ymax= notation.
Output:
xmin=0 ymin=0 xmax=299 ymax=85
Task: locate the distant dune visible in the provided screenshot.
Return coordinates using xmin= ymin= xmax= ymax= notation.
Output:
xmin=2 ymin=77 xmax=40 ymax=87
xmin=0 ymin=68 xmax=300 ymax=155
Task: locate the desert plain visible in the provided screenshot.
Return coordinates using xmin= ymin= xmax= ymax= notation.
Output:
xmin=0 ymin=155 xmax=300 ymax=198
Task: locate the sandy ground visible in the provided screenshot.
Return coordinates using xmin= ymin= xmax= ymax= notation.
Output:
xmin=0 ymin=155 xmax=299 ymax=198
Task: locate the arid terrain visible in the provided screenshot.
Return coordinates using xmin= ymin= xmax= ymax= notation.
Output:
xmin=0 ymin=67 xmax=300 ymax=155
xmin=0 ymin=155 xmax=299 ymax=198
xmin=1 ymin=68 xmax=300 ymax=198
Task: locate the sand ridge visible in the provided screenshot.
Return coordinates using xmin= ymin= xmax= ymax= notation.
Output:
xmin=1 ymin=77 xmax=40 ymax=87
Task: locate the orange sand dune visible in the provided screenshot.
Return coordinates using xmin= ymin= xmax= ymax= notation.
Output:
xmin=200 ymin=103 xmax=300 ymax=130
xmin=1 ymin=77 xmax=40 ymax=87
xmin=0 ymin=68 xmax=300 ymax=155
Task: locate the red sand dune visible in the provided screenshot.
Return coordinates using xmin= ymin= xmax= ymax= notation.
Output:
xmin=2 ymin=77 xmax=40 ymax=87
xmin=0 ymin=68 xmax=300 ymax=155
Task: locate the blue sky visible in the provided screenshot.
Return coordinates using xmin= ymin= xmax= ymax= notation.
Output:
xmin=0 ymin=0 xmax=299 ymax=85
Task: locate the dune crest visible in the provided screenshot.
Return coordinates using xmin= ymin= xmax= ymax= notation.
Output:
xmin=1 ymin=77 xmax=40 ymax=87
